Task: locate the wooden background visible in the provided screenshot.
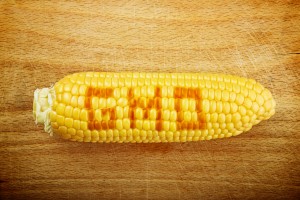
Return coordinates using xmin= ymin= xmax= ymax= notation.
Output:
xmin=0 ymin=0 xmax=299 ymax=199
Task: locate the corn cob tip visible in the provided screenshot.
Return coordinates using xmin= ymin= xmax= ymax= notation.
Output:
xmin=33 ymin=87 xmax=55 ymax=135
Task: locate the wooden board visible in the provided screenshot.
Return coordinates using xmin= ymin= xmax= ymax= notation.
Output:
xmin=0 ymin=0 xmax=299 ymax=199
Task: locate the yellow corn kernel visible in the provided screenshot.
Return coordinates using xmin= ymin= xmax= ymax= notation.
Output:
xmin=149 ymin=109 xmax=156 ymax=120
xmin=232 ymin=113 xmax=241 ymax=123
xmin=76 ymin=129 xmax=84 ymax=138
xmin=211 ymin=113 xmax=218 ymax=123
xmin=116 ymin=119 xmax=123 ymax=130
xmin=218 ymin=113 xmax=226 ymax=123
xmin=226 ymin=123 xmax=234 ymax=131
xmin=116 ymin=106 xmax=123 ymax=119
xmin=51 ymin=122 xmax=58 ymax=129
xmin=261 ymin=89 xmax=272 ymax=100
xmin=56 ymin=103 xmax=65 ymax=116
xmin=236 ymin=94 xmax=244 ymax=105
xmin=107 ymin=97 xmax=116 ymax=108
xmin=62 ymin=92 xmax=72 ymax=104
xmin=242 ymin=116 xmax=250 ymax=124
xmin=222 ymin=90 xmax=230 ymax=102
xmin=225 ymin=114 xmax=232 ymax=123
xmin=136 ymin=120 xmax=143 ymax=129
xmin=77 ymin=96 xmax=85 ymax=108
xmin=226 ymin=82 xmax=233 ymax=91
xmin=248 ymin=90 xmax=256 ymax=101
xmin=56 ymin=115 xmax=64 ymax=126
xmin=68 ymin=128 xmax=76 ymax=136
xmin=70 ymin=96 xmax=78 ymax=107
xmin=209 ymin=101 xmax=217 ymax=113
xmin=241 ymin=87 xmax=249 ymax=97
xmin=84 ymin=129 xmax=91 ymax=138
xmin=252 ymin=102 xmax=260 ymax=113
xmin=181 ymin=99 xmax=189 ymax=111
xmin=55 ymin=83 xmax=64 ymax=94
xmin=123 ymin=118 xmax=130 ymax=129
xmin=264 ymin=99 xmax=273 ymax=111
xmin=79 ymin=85 xmax=87 ymax=96
xmin=239 ymin=106 xmax=247 ymax=116
xmin=50 ymin=111 xmax=57 ymax=122
xmin=254 ymin=83 xmax=263 ymax=94
xmin=163 ymin=110 xmax=170 ymax=120
xmin=59 ymin=126 xmax=70 ymax=139
xmin=72 ymin=108 xmax=80 ymax=120
xmin=135 ymin=108 xmax=143 ymax=119
xmin=223 ymin=102 xmax=230 ymax=114
xmin=229 ymin=91 xmax=236 ymax=102
xmin=170 ymin=110 xmax=177 ymax=121
xmin=238 ymin=77 xmax=247 ymax=86
xmin=201 ymin=88 xmax=208 ymax=99
xmin=230 ymin=102 xmax=238 ymax=113
xmin=91 ymin=97 xmax=99 ymax=109
xmin=183 ymin=111 xmax=192 ymax=121
xmin=163 ymin=121 xmax=170 ymax=131
xmin=208 ymin=89 xmax=214 ymax=100
xmin=79 ymin=109 xmax=88 ymax=121
xmin=80 ymin=121 xmax=88 ymax=130
xmin=91 ymin=77 xmax=98 ymax=88
xmin=65 ymin=118 xmax=73 ymax=128
xmin=150 ymin=121 xmax=156 ymax=131
xmin=117 ymin=98 xmax=128 ymax=107
xmin=143 ymin=120 xmax=150 ymax=131
xmin=73 ymin=120 xmax=80 ymax=130
xmin=244 ymin=98 xmax=253 ymax=109
xmin=202 ymin=99 xmax=210 ymax=113
xmin=191 ymin=112 xmax=197 ymax=121
xmin=64 ymin=105 xmax=73 ymax=118
xmin=256 ymin=94 xmax=264 ymax=106
xmin=120 ymin=87 xmax=128 ymax=97
xmin=162 ymin=97 xmax=168 ymax=109
xmin=98 ymin=98 xmax=106 ymax=109
xmin=220 ymin=123 xmax=226 ymax=129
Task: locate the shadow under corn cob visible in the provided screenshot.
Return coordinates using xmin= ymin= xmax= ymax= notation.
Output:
xmin=33 ymin=72 xmax=276 ymax=143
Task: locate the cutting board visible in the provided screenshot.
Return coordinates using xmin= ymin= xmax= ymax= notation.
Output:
xmin=0 ymin=1 xmax=299 ymax=199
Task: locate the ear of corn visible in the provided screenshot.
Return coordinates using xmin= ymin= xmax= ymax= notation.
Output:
xmin=33 ymin=72 xmax=276 ymax=143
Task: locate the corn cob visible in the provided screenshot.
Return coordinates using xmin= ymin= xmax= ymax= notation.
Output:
xmin=33 ymin=72 xmax=276 ymax=143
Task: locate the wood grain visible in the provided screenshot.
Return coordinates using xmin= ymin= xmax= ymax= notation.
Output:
xmin=0 ymin=0 xmax=299 ymax=199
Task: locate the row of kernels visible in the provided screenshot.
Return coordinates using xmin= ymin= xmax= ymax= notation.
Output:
xmin=202 ymin=100 xmax=238 ymax=114
xmin=72 ymin=76 xmax=192 ymax=88
xmin=72 ymin=72 xmax=230 ymax=82
xmin=62 ymin=94 xmax=204 ymax=111
xmin=206 ymin=112 xmax=257 ymax=130
xmin=63 ymin=128 xmax=223 ymax=142
xmin=129 ymin=97 xmax=199 ymax=111
xmin=261 ymin=89 xmax=273 ymax=101
xmin=197 ymin=78 xmax=256 ymax=91
xmin=132 ymin=86 xmax=157 ymax=98
xmin=133 ymin=108 xmax=203 ymax=122
xmin=133 ymin=120 xmax=165 ymax=131
xmin=62 ymin=118 xmax=207 ymax=132
xmin=73 ymin=96 xmax=118 ymax=109
xmin=58 ymin=80 xmax=264 ymax=107
xmin=200 ymin=84 xmax=266 ymax=105
xmin=55 ymin=103 xmax=93 ymax=120
xmin=173 ymin=87 xmax=202 ymax=99
xmin=68 ymin=72 xmax=260 ymax=91
xmin=201 ymin=88 xmax=237 ymax=103
xmin=66 ymin=135 xmax=219 ymax=143
xmin=52 ymin=117 xmax=89 ymax=131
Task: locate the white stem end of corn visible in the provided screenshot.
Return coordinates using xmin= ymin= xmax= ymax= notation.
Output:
xmin=33 ymin=86 xmax=56 ymax=136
